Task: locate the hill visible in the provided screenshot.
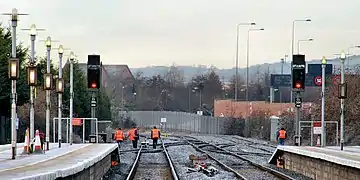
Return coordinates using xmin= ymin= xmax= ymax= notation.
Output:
xmin=130 ymin=55 xmax=360 ymax=82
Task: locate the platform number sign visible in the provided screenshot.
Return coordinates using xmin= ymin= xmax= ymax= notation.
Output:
xmin=90 ymin=97 xmax=97 ymax=107
xmin=295 ymin=97 xmax=302 ymax=108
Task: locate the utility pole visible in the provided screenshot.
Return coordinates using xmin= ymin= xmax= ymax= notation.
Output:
xmin=339 ymin=51 xmax=346 ymax=150
xmin=69 ymin=52 xmax=75 ymax=145
xmin=281 ymin=58 xmax=285 ymax=75
xmin=321 ymin=56 xmax=327 ymax=147
xmin=57 ymin=45 xmax=64 ymax=148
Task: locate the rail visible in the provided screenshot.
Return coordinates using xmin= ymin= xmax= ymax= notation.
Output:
xmin=184 ymin=137 xmax=296 ymax=180
xmin=125 ymin=139 xmax=179 ymax=180
xmin=125 ymin=146 xmax=143 ymax=180
xmin=161 ymin=138 xmax=179 ymax=180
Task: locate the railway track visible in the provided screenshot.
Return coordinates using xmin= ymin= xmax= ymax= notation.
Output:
xmin=183 ymin=136 xmax=295 ymax=180
xmin=125 ymin=139 xmax=179 ymax=180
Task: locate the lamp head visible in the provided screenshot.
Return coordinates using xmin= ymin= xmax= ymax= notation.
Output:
xmin=259 ymin=28 xmax=265 ymax=30
xmin=58 ymin=45 xmax=64 ymax=54
xmin=70 ymin=51 xmax=75 ymax=60
xmin=340 ymin=51 xmax=346 ymax=60
xmin=321 ymin=56 xmax=326 ymax=65
xmin=11 ymin=8 xmax=18 ymax=21
xmin=45 ymin=36 xmax=51 ymax=47
xmin=306 ymin=19 xmax=311 ymax=22
xmin=30 ymin=24 xmax=36 ymax=36
xmin=250 ymin=22 xmax=256 ymax=25
xmin=308 ymin=38 xmax=314 ymax=41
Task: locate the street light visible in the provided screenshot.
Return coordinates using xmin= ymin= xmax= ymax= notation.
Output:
xmin=245 ymin=27 xmax=264 ymax=137
xmin=321 ymin=56 xmax=326 ymax=147
xmin=291 ymin=18 xmax=311 ymax=103
xmin=246 ymin=28 xmax=264 ymax=102
xmin=27 ymin=64 xmax=37 ymax=86
xmin=8 ymin=58 xmax=20 ymax=80
xmin=339 ymin=50 xmax=346 ymax=151
xmin=57 ymin=45 xmax=64 ymax=148
xmin=69 ymin=51 xmax=75 ymax=145
xmin=2 ymin=8 xmax=28 ymax=160
xmin=235 ymin=22 xmax=256 ymax=101
xmin=297 ymin=38 xmax=313 ymax=54
xmin=21 ymin=24 xmax=45 ymax=141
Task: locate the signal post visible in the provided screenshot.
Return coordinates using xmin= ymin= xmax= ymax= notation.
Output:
xmin=292 ymin=54 xmax=306 ymax=146
xmin=87 ymin=55 xmax=101 ymax=137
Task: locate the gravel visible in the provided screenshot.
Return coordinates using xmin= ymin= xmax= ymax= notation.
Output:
xmin=133 ymin=150 xmax=172 ymax=180
xmin=167 ymin=145 xmax=238 ymax=180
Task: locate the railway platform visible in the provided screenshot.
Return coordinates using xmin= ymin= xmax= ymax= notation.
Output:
xmin=0 ymin=143 xmax=117 ymax=180
xmin=269 ymin=145 xmax=360 ymax=180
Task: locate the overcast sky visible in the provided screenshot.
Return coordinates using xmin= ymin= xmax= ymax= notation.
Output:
xmin=1 ymin=0 xmax=359 ymax=69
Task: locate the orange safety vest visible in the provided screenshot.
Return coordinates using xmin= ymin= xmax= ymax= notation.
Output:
xmin=128 ymin=129 xmax=135 ymax=141
xmin=151 ymin=128 xmax=160 ymax=139
xmin=279 ymin=130 xmax=286 ymax=139
xmin=115 ymin=130 xmax=124 ymax=141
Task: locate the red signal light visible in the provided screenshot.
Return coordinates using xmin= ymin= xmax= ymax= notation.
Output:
xmin=295 ymin=82 xmax=301 ymax=89
xmin=91 ymin=82 xmax=97 ymax=88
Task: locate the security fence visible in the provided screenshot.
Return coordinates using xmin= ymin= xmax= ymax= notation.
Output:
xmin=119 ymin=111 xmax=231 ymax=134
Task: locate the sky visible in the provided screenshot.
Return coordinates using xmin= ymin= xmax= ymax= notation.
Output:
xmin=1 ymin=0 xmax=360 ymax=69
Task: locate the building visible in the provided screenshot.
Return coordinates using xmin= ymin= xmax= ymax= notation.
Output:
xmin=214 ymin=99 xmax=313 ymax=118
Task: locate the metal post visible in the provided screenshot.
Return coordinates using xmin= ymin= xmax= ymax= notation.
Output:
xmin=270 ymin=87 xmax=273 ymax=103
xmin=69 ymin=58 xmax=74 ymax=145
xmin=295 ymin=92 xmax=301 ymax=146
xmin=121 ymin=86 xmax=124 ymax=112
xmin=91 ymin=92 xmax=96 ymax=135
xmin=46 ymin=45 xmax=51 ymax=150
xmin=290 ymin=21 xmax=295 ymax=104
xmin=53 ymin=119 xmax=55 ymax=143
xmin=235 ymin=25 xmax=239 ymax=101
xmin=10 ymin=13 xmax=18 ymax=160
xmin=30 ymin=35 xmax=35 ymax=141
xmin=321 ymin=58 xmax=326 ymax=147
xmin=310 ymin=121 xmax=313 ymax=146
xmin=199 ymin=90 xmax=202 ymax=110
xmin=340 ymin=55 xmax=345 ymax=150
xmin=58 ymin=53 xmax=63 ymax=148
xmin=246 ymin=30 xmax=250 ymax=103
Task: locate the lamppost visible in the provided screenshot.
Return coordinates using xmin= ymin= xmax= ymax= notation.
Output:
xmin=43 ymin=37 xmax=53 ymax=150
xmin=69 ymin=51 xmax=75 ymax=145
xmin=56 ymin=45 xmax=64 ymax=148
xmin=339 ymin=51 xmax=346 ymax=150
xmin=22 ymin=24 xmax=45 ymax=141
xmin=246 ymin=28 xmax=264 ymax=103
xmin=2 ymin=8 xmax=28 ymax=160
xmin=297 ymin=38 xmax=313 ymax=54
xmin=321 ymin=56 xmax=326 ymax=147
xmin=291 ymin=18 xmax=311 ymax=103
xmin=235 ymin=22 xmax=256 ymax=101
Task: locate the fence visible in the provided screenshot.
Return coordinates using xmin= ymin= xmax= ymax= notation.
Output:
xmin=119 ymin=111 xmax=230 ymax=135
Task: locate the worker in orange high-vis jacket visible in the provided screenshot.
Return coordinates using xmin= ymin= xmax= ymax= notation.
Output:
xmin=114 ymin=128 xmax=125 ymax=148
xmin=277 ymin=127 xmax=287 ymax=145
xmin=151 ymin=126 xmax=160 ymax=149
xmin=128 ymin=126 xmax=139 ymax=148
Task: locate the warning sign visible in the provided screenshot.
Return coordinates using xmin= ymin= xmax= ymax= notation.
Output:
xmin=313 ymin=122 xmax=322 ymax=134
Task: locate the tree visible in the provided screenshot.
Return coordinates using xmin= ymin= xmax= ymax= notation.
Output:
xmin=0 ymin=26 xmax=30 ymax=144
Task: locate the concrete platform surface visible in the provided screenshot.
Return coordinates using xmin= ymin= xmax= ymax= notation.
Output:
xmin=270 ymin=145 xmax=360 ymax=169
xmin=0 ymin=143 xmax=117 ymax=180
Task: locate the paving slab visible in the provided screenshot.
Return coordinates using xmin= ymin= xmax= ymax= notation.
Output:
xmin=0 ymin=143 xmax=117 ymax=180
xmin=270 ymin=145 xmax=360 ymax=169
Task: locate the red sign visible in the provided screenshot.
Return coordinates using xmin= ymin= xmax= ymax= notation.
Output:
xmin=333 ymin=75 xmax=340 ymax=85
xmin=72 ymin=118 xmax=83 ymax=126
xmin=314 ymin=76 xmax=322 ymax=86
xmin=313 ymin=122 xmax=321 ymax=127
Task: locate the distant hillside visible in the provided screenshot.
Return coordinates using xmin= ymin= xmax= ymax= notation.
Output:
xmin=130 ymin=55 xmax=360 ymax=82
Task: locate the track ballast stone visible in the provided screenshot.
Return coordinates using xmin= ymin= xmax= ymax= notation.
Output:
xmin=167 ymin=144 xmax=237 ymax=180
